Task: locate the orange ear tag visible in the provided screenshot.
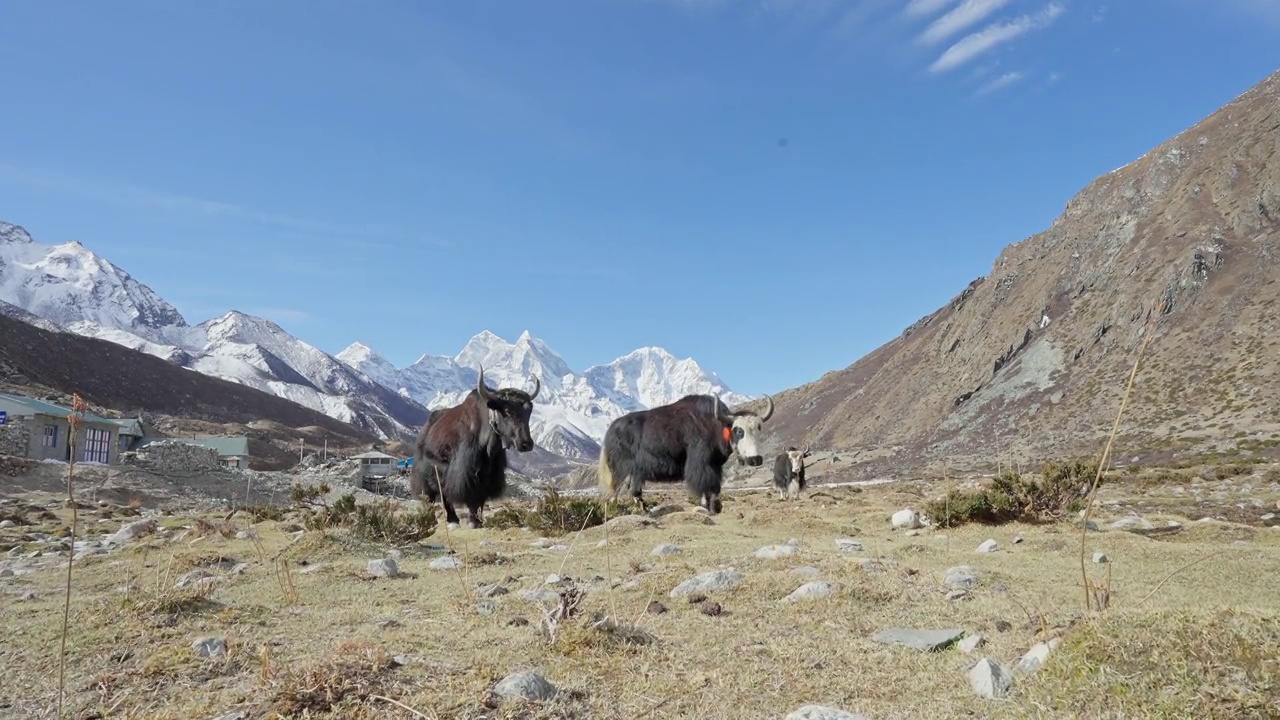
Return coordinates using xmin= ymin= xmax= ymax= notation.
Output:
xmin=723 ymin=426 xmax=732 ymax=443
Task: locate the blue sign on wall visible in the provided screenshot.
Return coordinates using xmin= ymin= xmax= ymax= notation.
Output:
xmin=0 ymin=411 xmax=7 ymax=425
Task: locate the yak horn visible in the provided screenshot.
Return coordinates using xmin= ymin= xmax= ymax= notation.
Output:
xmin=759 ymin=394 xmax=774 ymax=422
xmin=476 ymin=366 xmax=494 ymax=403
xmin=527 ymin=375 xmax=541 ymax=401
xmin=712 ymin=393 xmax=732 ymax=425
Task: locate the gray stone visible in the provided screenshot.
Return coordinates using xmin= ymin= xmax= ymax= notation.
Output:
xmin=869 ymin=628 xmax=966 ymax=652
xmin=943 ymin=565 xmax=978 ymax=589
xmin=891 ymin=509 xmax=921 ymax=529
xmin=191 ymin=636 xmax=227 ymax=659
xmin=1109 ymin=516 xmax=1154 ymax=532
xmin=1016 ymin=639 xmax=1060 ymax=675
xmin=475 ymin=599 xmax=498 ymax=615
xmin=429 ymin=556 xmax=463 ymax=571
xmin=651 ymin=543 xmax=682 ymax=557
xmin=19 ymin=591 xmax=36 ymax=601
xmin=108 ymin=518 xmax=158 ymax=545
xmin=969 ymin=658 xmax=1012 ymax=699
xmin=477 ymin=584 xmax=509 ymax=598
xmin=530 ymin=538 xmax=555 ymax=549
xmin=975 ymin=539 xmax=998 ymax=553
xmin=784 ymin=705 xmax=868 ymax=720
xmin=834 ymin=539 xmax=864 ymax=552
xmin=958 ymin=634 xmax=985 ymax=654
xmin=756 ymin=544 xmax=798 ymax=559
xmin=1013 ymin=535 xmax=1024 ymax=544
xmin=546 ymin=544 xmax=571 ymax=553
xmin=493 ymin=669 xmax=558 ymax=702
xmin=368 ymin=558 xmax=399 ymax=577
xmin=647 ymin=504 xmax=686 ymax=518
xmin=669 ymin=569 xmax=745 ymax=598
xmin=518 ymin=588 xmax=560 ymax=603
xmin=1092 ymin=552 xmax=1109 ymax=564
xmin=784 ymin=581 xmax=835 ymax=602
xmin=175 ymin=568 xmax=215 ymax=589
xmin=0 ymin=520 xmax=15 ymax=529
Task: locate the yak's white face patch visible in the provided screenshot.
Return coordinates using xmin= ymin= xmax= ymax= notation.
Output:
xmin=786 ymin=450 xmax=804 ymax=474
xmin=731 ymin=415 xmax=764 ymax=461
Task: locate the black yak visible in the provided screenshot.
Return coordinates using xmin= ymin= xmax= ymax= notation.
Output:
xmin=409 ymin=366 xmax=540 ymax=528
xmin=597 ymin=393 xmax=774 ymax=514
xmin=772 ymin=446 xmax=810 ymax=500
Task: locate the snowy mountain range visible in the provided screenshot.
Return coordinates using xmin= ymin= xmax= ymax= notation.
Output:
xmin=0 ymin=220 xmax=754 ymax=472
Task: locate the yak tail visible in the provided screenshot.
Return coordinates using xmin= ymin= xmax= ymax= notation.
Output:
xmin=597 ymin=449 xmax=618 ymax=499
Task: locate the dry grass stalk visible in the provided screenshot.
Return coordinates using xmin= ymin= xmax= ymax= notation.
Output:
xmin=57 ymin=392 xmax=89 ymax=719
xmin=273 ymin=554 xmax=300 ymax=607
xmin=431 ymin=465 xmax=474 ymax=603
xmin=1079 ymin=312 xmax=1158 ymax=613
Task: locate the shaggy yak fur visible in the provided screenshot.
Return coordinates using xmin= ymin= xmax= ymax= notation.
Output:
xmin=597 ymin=393 xmax=774 ymax=514
xmin=409 ymin=366 xmax=539 ymax=528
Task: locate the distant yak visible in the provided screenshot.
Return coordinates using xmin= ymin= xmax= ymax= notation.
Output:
xmin=409 ymin=366 xmax=540 ymax=528
xmin=772 ymin=446 xmax=810 ymax=500
xmin=597 ymin=393 xmax=774 ymax=515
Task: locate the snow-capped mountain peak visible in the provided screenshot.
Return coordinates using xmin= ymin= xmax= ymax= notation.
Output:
xmin=0 ymin=221 xmax=188 ymax=333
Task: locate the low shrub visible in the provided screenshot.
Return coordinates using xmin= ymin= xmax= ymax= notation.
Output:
xmin=925 ymin=460 xmax=1102 ymax=528
xmin=486 ymin=489 xmax=642 ymax=536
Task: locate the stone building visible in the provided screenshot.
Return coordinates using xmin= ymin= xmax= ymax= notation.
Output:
xmin=0 ymin=392 xmax=124 ymax=465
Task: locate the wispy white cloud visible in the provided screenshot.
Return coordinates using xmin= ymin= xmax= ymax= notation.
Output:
xmin=0 ymin=163 xmax=448 ymax=248
xmin=904 ymin=0 xmax=960 ymax=18
xmin=928 ymin=2 xmax=1064 ymax=74
xmin=249 ymin=307 xmax=313 ymax=324
xmin=918 ymin=0 xmax=1010 ymax=46
xmin=973 ymin=70 xmax=1026 ymax=96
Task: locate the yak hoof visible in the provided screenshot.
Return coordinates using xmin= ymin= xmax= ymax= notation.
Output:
xmin=446 ymin=522 xmax=460 ymax=531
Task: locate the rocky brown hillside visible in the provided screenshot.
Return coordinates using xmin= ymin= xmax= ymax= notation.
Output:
xmin=762 ymin=68 xmax=1280 ymax=479
xmin=0 ymin=311 xmax=376 ymax=462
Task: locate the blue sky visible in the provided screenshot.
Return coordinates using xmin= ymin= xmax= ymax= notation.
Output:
xmin=1 ymin=1 xmax=1276 ymax=396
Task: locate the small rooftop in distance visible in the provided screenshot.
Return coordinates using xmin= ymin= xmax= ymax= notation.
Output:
xmin=0 ymin=392 xmax=114 ymax=424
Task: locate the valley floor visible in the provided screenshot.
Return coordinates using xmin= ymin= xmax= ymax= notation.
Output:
xmin=1 ymin=462 xmax=1278 ymax=719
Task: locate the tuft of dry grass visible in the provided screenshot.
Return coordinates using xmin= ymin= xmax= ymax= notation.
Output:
xmin=268 ymin=640 xmax=399 ymax=716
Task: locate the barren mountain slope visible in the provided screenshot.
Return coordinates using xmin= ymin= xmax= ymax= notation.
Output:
xmin=765 ymin=68 xmax=1280 ymax=477
xmin=0 ymin=312 xmax=375 ymax=457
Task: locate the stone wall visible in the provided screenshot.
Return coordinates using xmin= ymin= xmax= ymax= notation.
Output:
xmin=127 ymin=440 xmax=225 ymax=474
xmin=0 ymin=422 xmax=30 ymax=458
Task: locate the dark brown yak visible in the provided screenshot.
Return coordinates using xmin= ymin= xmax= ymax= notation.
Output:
xmin=409 ymin=366 xmax=540 ymax=528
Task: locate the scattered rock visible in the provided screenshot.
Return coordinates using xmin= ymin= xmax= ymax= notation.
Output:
xmin=870 ymin=628 xmax=966 ymax=652
xmin=943 ymin=566 xmax=978 ymax=589
xmin=958 ymin=634 xmax=985 ymax=654
xmin=969 ymin=658 xmax=1012 ymax=699
xmin=834 ymin=539 xmax=864 ymax=553
xmin=699 ymin=601 xmax=724 ymax=616
xmin=1013 ymin=535 xmax=1024 ymax=544
xmin=1016 ymin=639 xmax=1060 ymax=675
xmin=994 ymin=620 xmax=1013 ymax=633
xmin=19 ymin=591 xmax=36 ymax=601
xmin=493 ymin=669 xmax=558 ymax=702
xmin=530 ymin=538 xmax=555 ymax=549
xmin=429 ymin=556 xmax=463 ymax=571
xmin=784 ymin=706 xmax=868 ymax=720
xmin=477 ymin=584 xmax=509 ymax=598
xmin=368 ymin=558 xmax=399 ymax=578
xmin=756 ymin=544 xmax=798 ymax=559
xmin=0 ymin=520 xmax=15 ymax=529
xmin=646 ymin=601 xmax=668 ymax=615
xmin=546 ymin=544 xmax=571 ymax=553
xmin=518 ymin=589 xmax=560 ymax=603
xmin=234 ymin=530 xmax=257 ymax=541
xmin=975 ymin=539 xmax=998 ymax=553
xmin=107 ymin=518 xmax=157 ymax=545
xmin=891 ymin=509 xmax=922 ymax=529
xmin=647 ymin=504 xmax=685 ymax=518
xmin=1092 ymin=552 xmax=1109 ymax=564
xmin=785 ymin=581 xmax=835 ymax=602
xmin=669 ymin=569 xmax=744 ymax=598
xmin=191 ymin=636 xmax=227 ymax=659
xmin=475 ymin=599 xmax=498 ymax=615
xmin=651 ymin=543 xmax=682 ymax=557
xmin=1109 ymin=516 xmax=1155 ymax=532
xmin=175 ymin=569 xmax=215 ymax=589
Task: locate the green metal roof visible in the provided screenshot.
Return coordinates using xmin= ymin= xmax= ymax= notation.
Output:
xmin=0 ymin=392 xmax=115 ymax=425
xmin=138 ymin=436 xmax=250 ymax=457
xmin=110 ymin=418 xmax=146 ymax=436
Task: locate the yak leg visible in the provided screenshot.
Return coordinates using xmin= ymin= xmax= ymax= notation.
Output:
xmin=627 ymin=474 xmax=649 ymax=513
xmin=466 ymin=502 xmax=484 ymax=529
xmin=440 ymin=496 xmax=461 ymax=526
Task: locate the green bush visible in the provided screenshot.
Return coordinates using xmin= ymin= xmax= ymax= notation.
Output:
xmin=925 ymin=460 xmax=1102 ymax=528
xmin=485 ymin=489 xmax=642 ymax=537
xmin=295 ymin=488 xmax=436 ymax=544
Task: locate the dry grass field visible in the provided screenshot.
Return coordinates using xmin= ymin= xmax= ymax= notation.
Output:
xmin=2 ymin=464 xmax=1279 ymax=720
